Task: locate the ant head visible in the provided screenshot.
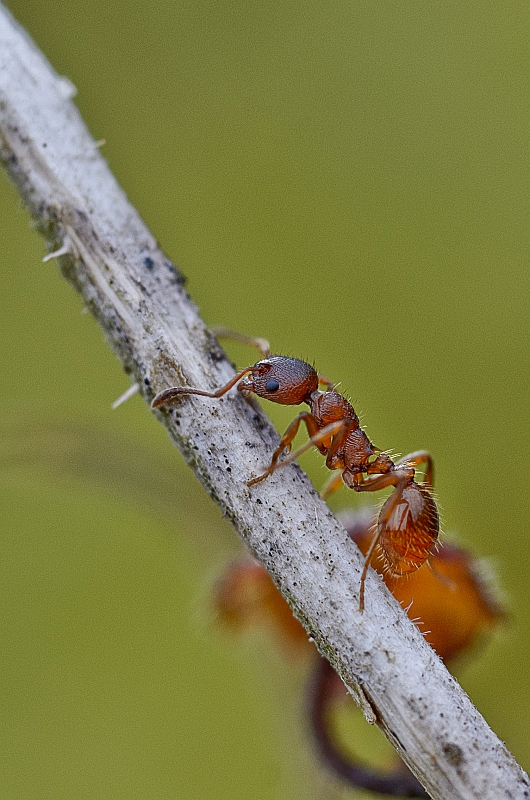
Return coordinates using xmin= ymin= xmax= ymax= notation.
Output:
xmin=239 ymin=356 xmax=318 ymax=405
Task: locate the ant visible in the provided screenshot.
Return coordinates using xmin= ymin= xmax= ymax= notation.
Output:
xmin=152 ymin=328 xmax=439 ymax=611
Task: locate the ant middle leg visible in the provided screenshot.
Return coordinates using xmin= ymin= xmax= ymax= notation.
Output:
xmin=320 ymin=470 xmax=346 ymax=500
xmin=210 ymin=327 xmax=334 ymax=391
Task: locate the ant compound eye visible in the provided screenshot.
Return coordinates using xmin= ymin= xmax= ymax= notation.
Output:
xmin=265 ymin=379 xmax=280 ymax=393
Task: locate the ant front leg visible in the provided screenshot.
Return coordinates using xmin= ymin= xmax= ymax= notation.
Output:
xmin=247 ymin=413 xmax=322 ymax=487
xmin=209 ymin=326 xmax=271 ymax=359
xmin=247 ymin=418 xmax=346 ymax=487
xmin=317 ymin=373 xmax=335 ymax=392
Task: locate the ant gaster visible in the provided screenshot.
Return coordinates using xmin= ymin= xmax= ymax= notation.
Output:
xmin=152 ymin=329 xmax=439 ymax=611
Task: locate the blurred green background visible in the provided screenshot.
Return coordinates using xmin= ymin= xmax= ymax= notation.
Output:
xmin=1 ymin=1 xmax=529 ymax=797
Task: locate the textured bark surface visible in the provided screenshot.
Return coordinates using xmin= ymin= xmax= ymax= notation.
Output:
xmin=1 ymin=5 xmax=529 ymax=798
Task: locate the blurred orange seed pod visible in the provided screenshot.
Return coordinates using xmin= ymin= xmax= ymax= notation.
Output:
xmin=215 ymin=507 xmax=504 ymax=665
xmin=214 ymin=508 xmax=505 ymax=797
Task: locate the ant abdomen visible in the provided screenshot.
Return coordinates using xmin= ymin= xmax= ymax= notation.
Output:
xmin=377 ymin=483 xmax=439 ymax=577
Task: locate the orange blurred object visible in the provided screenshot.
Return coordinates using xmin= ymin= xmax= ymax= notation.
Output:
xmin=214 ymin=508 xmax=504 ymax=797
xmin=215 ymin=554 xmax=311 ymax=654
xmin=215 ymin=508 xmax=503 ymax=665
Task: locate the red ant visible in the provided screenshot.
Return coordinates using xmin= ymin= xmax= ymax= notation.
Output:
xmin=152 ymin=329 xmax=439 ymax=611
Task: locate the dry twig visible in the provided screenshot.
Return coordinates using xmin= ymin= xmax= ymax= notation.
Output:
xmin=1 ymin=6 xmax=528 ymax=798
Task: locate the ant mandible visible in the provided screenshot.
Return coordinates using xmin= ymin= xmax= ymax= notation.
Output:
xmin=152 ymin=328 xmax=439 ymax=612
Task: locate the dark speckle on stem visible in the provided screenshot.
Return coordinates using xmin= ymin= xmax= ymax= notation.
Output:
xmin=442 ymin=742 xmax=465 ymax=769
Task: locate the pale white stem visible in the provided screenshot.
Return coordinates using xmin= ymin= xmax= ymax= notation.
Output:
xmin=112 ymin=382 xmax=140 ymax=409
xmin=1 ymin=6 xmax=528 ymax=798
xmin=42 ymin=239 xmax=71 ymax=262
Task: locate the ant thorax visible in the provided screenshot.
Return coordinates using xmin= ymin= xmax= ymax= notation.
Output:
xmin=310 ymin=391 xmax=359 ymax=427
